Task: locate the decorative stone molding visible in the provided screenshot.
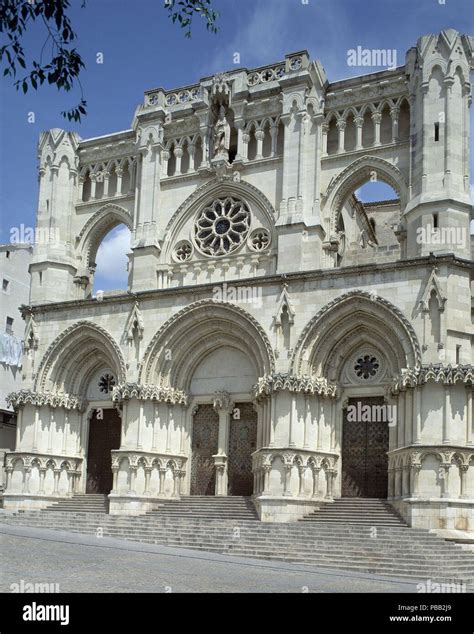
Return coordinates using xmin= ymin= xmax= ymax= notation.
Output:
xmin=325 ymin=76 xmax=408 ymax=111
xmin=6 ymin=389 xmax=85 ymax=411
xmin=35 ymin=320 xmax=127 ymax=392
xmin=212 ymin=390 xmax=233 ymax=413
xmin=291 ymin=290 xmax=422 ymax=374
xmin=323 ymin=155 xmax=408 ymax=232
xmin=139 ymin=299 xmax=276 ymax=384
xmin=253 ymin=448 xmax=339 ymax=471
xmin=110 ymin=450 xmax=187 ymax=471
xmin=253 ymin=373 xmax=338 ymax=401
xmin=111 ymin=383 xmax=188 ymax=405
xmin=390 ymin=364 xmax=474 ymax=393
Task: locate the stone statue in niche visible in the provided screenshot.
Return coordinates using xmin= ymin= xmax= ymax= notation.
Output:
xmin=213 ymin=105 xmax=231 ymax=160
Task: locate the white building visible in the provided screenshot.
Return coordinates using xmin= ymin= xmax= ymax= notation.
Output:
xmin=0 ymin=243 xmax=32 ymax=487
xmin=3 ymin=30 xmax=474 ymax=536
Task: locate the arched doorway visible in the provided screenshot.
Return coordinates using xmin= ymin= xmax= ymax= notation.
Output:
xmin=291 ymin=290 xmax=421 ymax=500
xmin=86 ymin=407 xmax=121 ymax=494
xmin=189 ymin=347 xmax=258 ymax=496
xmin=140 ymin=301 xmax=275 ymax=497
xmin=341 ymin=395 xmax=389 ymax=498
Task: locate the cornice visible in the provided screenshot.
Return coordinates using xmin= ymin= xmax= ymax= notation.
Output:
xmin=25 ymin=253 xmax=473 ymax=316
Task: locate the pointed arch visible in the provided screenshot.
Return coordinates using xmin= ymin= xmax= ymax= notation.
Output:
xmin=290 ymin=290 xmax=421 ymax=379
xmin=75 ymin=203 xmax=132 ymax=269
xmin=34 ymin=321 xmax=126 ymax=394
xmin=139 ymin=300 xmax=275 ymax=389
xmin=162 ymin=177 xmax=277 ymax=262
xmin=323 ymin=155 xmax=408 ymax=232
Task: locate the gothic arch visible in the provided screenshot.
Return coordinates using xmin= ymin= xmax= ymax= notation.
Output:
xmin=75 ymin=203 xmax=132 ymax=269
xmin=161 ymin=177 xmax=277 ymax=262
xmin=139 ymin=300 xmax=275 ymax=389
xmin=35 ymin=321 xmax=126 ymax=394
xmin=323 ymin=155 xmax=408 ymax=233
xmin=290 ymin=290 xmax=421 ymax=379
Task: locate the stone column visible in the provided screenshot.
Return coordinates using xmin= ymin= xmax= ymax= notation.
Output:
xmin=397 ymin=392 xmax=405 ymax=448
xmin=158 ymin=468 xmax=166 ymax=497
xmin=129 ymin=466 xmax=137 ymax=495
xmin=160 ymin=151 xmax=170 ymax=178
xmin=15 ymin=408 xmax=23 ymax=449
xmin=440 ymin=463 xmax=451 ymax=498
xmin=467 ymin=388 xmax=473 ymax=446
xmin=111 ymin=466 xmax=119 ymax=495
xmin=410 ymin=464 xmax=421 ymax=498
xmin=174 ymin=147 xmax=183 ymax=175
xmin=255 ymin=129 xmax=265 ymax=160
xmin=443 ymin=385 xmax=451 ymax=444
xmin=38 ymin=468 xmax=46 ymax=494
xmin=67 ymin=468 xmax=74 ymax=495
xmin=336 ymin=119 xmax=346 ymax=153
xmin=212 ymin=391 xmax=233 ymax=496
xmin=53 ymin=468 xmax=61 ymax=496
xmin=395 ymin=467 xmax=402 ymax=498
xmin=144 ymin=467 xmax=152 ymax=496
xmin=390 ymin=106 xmax=400 ymax=143
xmin=62 ymin=411 xmax=69 ymax=455
xmin=443 ymin=76 xmax=454 ymax=185
xmin=354 ymin=116 xmax=364 ymax=150
xmin=47 ymin=408 xmax=55 ymax=453
xmin=283 ymin=464 xmax=292 ymax=496
xmin=325 ymin=469 xmax=335 ymax=500
xmin=402 ymin=466 xmax=410 ymax=497
xmin=23 ymin=467 xmax=31 ymax=494
xmin=270 ymin=123 xmax=278 ymax=157
xmin=372 ymin=112 xmax=382 ymax=146
xmin=90 ymin=173 xmax=97 ymax=200
xmin=263 ymin=465 xmax=271 ymax=494
xmin=459 ymin=464 xmax=469 ymax=499
xmin=137 ymin=402 xmax=143 ymax=450
xmin=115 ymin=168 xmax=123 ymax=195
xmin=413 ymin=386 xmax=422 ymax=445
xmin=388 ymin=468 xmax=395 ymax=499
xmin=311 ymin=466 xmax=320 ymax=498
xmin=103 ymin=171 xmax=110 ymax=197
xmin=4 ymin=467 xmax=12 ymax=492
xmin=321 ymin=122 xmax=329 ymax=156
xmin=298 ymin=465 xmax=306 ymax=497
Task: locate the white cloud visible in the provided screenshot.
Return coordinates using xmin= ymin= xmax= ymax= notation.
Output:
xmin=206 ymin=0 xmax=294 ymax=74
xmin=95 ymin=225 xmax=131 ymax=289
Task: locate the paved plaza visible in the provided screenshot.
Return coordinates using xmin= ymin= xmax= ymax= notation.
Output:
xmin=0 ymin=523 xmax=421 ymax=594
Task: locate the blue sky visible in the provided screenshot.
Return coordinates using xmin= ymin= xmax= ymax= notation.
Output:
xmin=0 ymin=0 xmax=472 ymax=290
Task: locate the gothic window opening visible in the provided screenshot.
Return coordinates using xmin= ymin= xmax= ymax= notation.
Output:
xmin=194 ymin=197 xmax=250 ymax=256
xmin=98 ymin=373 xmax=116 ymax=394
xmin=354 ymin=355 xmax=380 ymax=380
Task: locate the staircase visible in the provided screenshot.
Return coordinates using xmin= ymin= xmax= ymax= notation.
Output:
xmin=300 ymin=498 xmax=406 ymax=527
xmin=41 ymin=494 xmax=109 ymax=514
xmin=147 ymin=496 xmax=259 ymax=521
xmin=2 ymin=495 xmax=473 ymax=587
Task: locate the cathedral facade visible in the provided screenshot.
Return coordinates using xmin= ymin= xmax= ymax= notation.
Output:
xmin=4 ymin=30 xmax=474 ymax=534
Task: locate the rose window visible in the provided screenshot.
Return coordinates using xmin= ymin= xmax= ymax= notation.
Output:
xmin=194 ymin=197 xmax=250 ymax=256
xmin=354 ymin=355 xmax=379 ymax=380
xmin=98 ymin=373 xmax=116 ymax=394
xmin=249 ymin=228 xmax=271 ymax=252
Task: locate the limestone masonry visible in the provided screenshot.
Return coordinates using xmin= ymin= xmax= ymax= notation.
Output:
xmin=3 ymin=30 xmax=474 ymax=533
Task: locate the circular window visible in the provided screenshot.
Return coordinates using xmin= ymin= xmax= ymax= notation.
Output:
xmin=249 ymin=228 xmax=271 ymax=252
xmin=194 ymin=197 xmax=250 ymax=256
xmin=354 ymin=355 xmax=379 ymax=380
xmin=98 ymin=373 xmax=116 ymax=394
xmin=173 ymin=240 xmax=193 ymax=262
